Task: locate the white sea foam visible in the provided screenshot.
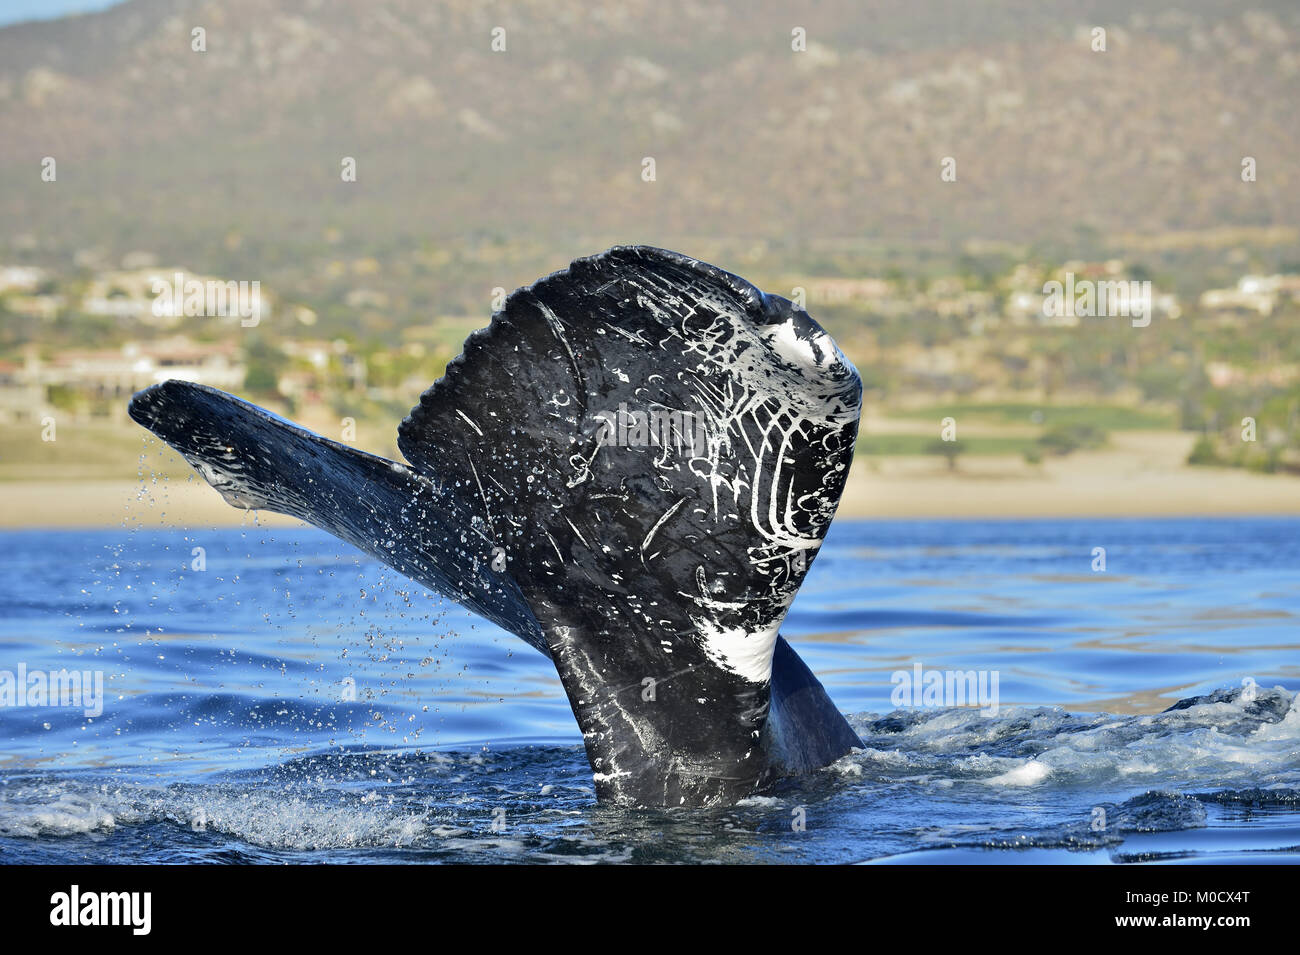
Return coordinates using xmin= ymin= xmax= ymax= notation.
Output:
xmin=843 ymin=685 xmax=1300 ymax=791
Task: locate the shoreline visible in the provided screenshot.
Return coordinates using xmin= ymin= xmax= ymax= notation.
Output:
xmin=2 ymin=460 xmax=1297 ymax=528
xmin=5 ymin=425 xmax=1296 ymax=527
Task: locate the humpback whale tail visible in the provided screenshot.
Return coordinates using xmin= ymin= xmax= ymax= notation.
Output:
xmin=129 ymin=246 xmax=863 ymax=807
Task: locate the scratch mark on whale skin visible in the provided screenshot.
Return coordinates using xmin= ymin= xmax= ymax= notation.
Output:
xmin=641 ymin=496 xmax=688 ymax=566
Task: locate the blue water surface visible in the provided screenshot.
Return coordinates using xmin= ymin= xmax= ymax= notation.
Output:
xmin=0 ymin=515 xmax=1297 ymax=863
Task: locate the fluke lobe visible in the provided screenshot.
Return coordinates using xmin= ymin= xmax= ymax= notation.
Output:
xmin=129 ymin=246 xmax=864 ymax=808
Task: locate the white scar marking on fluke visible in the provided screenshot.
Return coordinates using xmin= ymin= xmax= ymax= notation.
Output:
xmin=564 ymin=515 xmax=591 ymax=550
xmin=641 ymin=496 xmax=687 ymax=565
xmin=535 ymin=298 xmax=585 ymax=393
xmin=567 ymin=437 xmax=601 ymax=489
xmin=456 ymin=409 xmax=484 ymax=436
xmin=605 ymin=267 xmax=858 ymax=685
xmin=550 ymin=625 xmax=662 ymax=789
xmin=608 ymin=324 xmax=650 ymax=346
xmin=544 ymin=531 xmax=565 ymax=564
xmin=466 ymin=455 xmax=494 ymax=531
xmin=693 ymin=617 xmax=785 ymax=685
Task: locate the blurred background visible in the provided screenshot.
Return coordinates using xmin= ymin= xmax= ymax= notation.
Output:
xmin=1 ymin=0 xmax=1298 ymax=523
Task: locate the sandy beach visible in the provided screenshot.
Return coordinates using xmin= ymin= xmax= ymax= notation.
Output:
xmin=2 ymin=430 xmax=1296 ymax=527
xmin=841 ymin=430 xmax=1300 ymax=518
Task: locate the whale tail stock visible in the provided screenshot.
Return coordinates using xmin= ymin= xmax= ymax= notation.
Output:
xmin=129 ymin=246 xmax=863 ymax=807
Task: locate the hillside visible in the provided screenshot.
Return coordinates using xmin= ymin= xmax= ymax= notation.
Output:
xmin=0 ymin=0 xmax=1296 ymax=292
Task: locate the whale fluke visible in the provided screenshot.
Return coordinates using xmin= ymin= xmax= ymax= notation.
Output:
xmin=129 ymin=246 xmax=863 ymax=807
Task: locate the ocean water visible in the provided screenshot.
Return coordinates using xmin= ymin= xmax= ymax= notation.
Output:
xmin=0 ymin=515 xmax=1297 ymax=864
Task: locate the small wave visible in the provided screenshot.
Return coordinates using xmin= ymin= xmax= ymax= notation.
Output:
xmin=841 ymin=684 xmax=1299 ymax=791
xmin=0 ymin=747 xmax=594 ymax=853
xmin=1 ymin=685 xmax=1295 ymax=862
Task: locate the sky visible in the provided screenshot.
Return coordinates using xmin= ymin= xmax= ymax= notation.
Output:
xmin=0 ymin=0 xmax=125 ymax=27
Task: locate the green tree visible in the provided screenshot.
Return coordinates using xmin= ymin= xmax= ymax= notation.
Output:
xmin=925 ymin=438 xmax=964 ymax=471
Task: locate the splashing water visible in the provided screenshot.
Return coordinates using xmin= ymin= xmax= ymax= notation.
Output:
xmin=1 ymin=516 xmax=1297 ymax=862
